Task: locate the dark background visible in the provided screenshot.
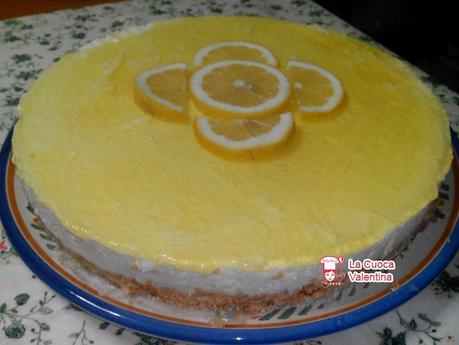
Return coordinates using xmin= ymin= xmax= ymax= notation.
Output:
xmin=315 ymin=0 xmax=459 ymax=92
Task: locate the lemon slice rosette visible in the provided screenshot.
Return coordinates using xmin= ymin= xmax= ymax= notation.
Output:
xmin=133 ymin=44 xmax=346 ymax=161
xmin=134 ymin=63 xmax=188 ymax=121
xmin=193 ymin=112 xmax=294 ymax=159
xmin=193 ymin=41 xmax=278 ymax=66
xmin=190 ymin=60 xmax=291 ymax=119
xmin=287 ymin=61 xmax=344 ymax=113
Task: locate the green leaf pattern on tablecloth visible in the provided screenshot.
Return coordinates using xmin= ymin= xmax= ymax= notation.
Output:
xmin=1 ymin=1 xmax=459 ymax=344
xmin=375 ymin=311 xmax=443 ymax=345
xmin=0 ymin=292 xmax=54 ymax=344
xmin=432 ymin=262 xmax=459 ymax=297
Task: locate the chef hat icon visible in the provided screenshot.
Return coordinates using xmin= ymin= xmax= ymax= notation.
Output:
xmin=320 ymin=256 xmax=340 ymax=270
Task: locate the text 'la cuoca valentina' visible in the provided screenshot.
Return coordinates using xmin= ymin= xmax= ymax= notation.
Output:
xmin=347 ymin=259 xmax=396 ymax=283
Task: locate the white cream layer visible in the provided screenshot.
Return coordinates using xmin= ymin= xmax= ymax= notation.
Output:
xmin=23 ymin=180 xmax=429 ymax=296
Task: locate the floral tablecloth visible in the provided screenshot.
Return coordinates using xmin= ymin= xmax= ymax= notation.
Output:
xmin=1 ymin=1 xmax=459 ymax=344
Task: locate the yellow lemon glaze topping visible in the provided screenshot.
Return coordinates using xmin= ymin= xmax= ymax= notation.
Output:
xmin=12 ymin=16 xmax=452 ymax=274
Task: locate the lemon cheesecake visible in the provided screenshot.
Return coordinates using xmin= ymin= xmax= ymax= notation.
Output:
xmin=12 ymin=16 xmax=452 ymax=313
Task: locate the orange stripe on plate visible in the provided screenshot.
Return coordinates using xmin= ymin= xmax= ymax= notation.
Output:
xmin=6 ymin=155 xmax=459 ymax=329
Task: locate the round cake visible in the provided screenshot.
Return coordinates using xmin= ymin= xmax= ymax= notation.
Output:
xmin=12 ymin=16 xmax=452 ymax=313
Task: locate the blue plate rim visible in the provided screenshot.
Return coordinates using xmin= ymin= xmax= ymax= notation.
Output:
xmin=1 ymin=127 xmax=459 ymax=345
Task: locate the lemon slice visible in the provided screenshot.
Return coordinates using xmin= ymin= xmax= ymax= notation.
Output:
xmin=194 ymin=112 xmax=294 ymax=158
xmin=134 ymin=63 xmax=187 ymax=121
xmin=190 ymin=60 xmax=291 ymax=119
xmin=287 ymin=61 xmax=343 ymax=113
xmin=193 ymin=41 xmax=278 ymax=66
